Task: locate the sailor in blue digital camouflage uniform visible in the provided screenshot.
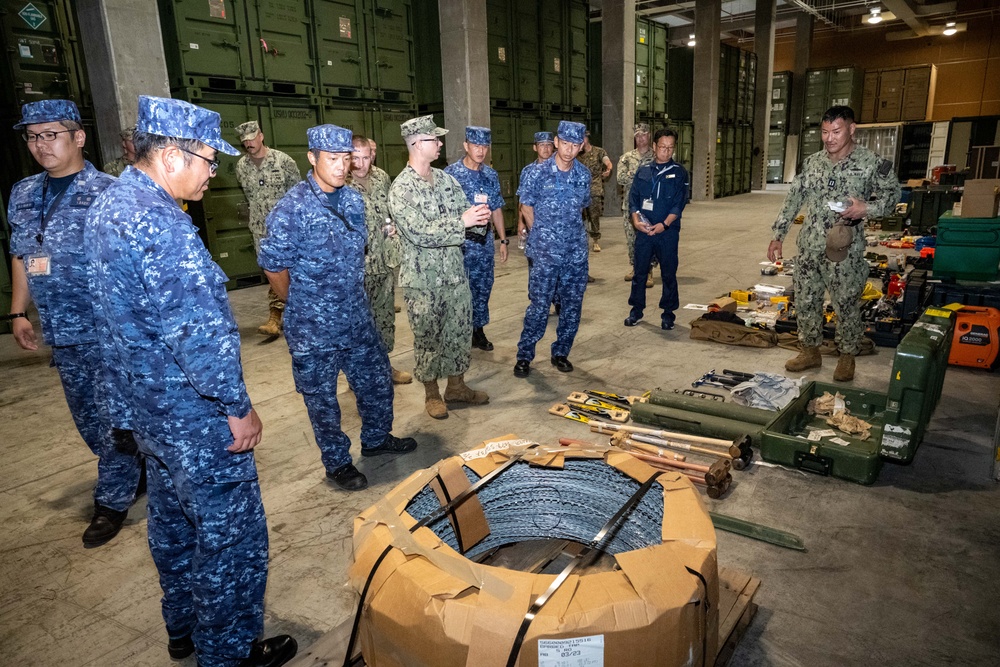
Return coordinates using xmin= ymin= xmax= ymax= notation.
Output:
xmin=6 ymin=99 xmax=143 ymax=549
xmin=258 ymin=124 xmax=417 ymax=492
xmin=444 ymin=126 xmax=509 ymax=351
xmin=86 ymin=96 xmax=296 ymax=667
xmin=624 ymin=127 xmax=689 ymax=331
xmin=516 ymin=131 xmax=555 ymax=244
xmin=513 ymin=120 xmax=592 ymax=378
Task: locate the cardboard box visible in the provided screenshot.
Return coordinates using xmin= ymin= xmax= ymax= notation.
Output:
xmin=959 ymin=179 xmax=1000 ymax=218
xmin=709 ymin=296 xmax=738 ymax=313
xmin=350 ymin=436 xmax=720 ymax=667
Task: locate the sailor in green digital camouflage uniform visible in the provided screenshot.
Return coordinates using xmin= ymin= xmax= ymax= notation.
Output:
xmin=388 ymin=115 xmax=491 ymax=419
xmin=349 ymin=133 xmax=412 ymax=385
xmin=234 ymin=120 xmax=301 ymax=336
xmin=616 ymin=123 xmax=654 ymax=285
xmin=768 ymin=106 xmax=900 ymax=382
xmin=103 ymin=125 xmax=136 ymax=177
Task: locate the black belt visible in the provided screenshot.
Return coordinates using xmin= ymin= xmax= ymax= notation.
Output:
xmin=465 ymin=229 xmax=488 ymax=244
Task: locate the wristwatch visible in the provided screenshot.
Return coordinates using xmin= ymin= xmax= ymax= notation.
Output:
xmin=499 ymin=239 xmax=509 ymax=245
xmin=2 ymin=312 xmax=27 ymax=321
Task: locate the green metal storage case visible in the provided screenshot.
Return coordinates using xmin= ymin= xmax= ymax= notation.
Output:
xmin=933 ymin=212 xmax=1000 ymax=281
xmin=760 ymin=309 xmax=956 ymax=483
xmin=877 ymin=308 xmax=955 ymax=463
xmin=759 ymin=383 xmax=887 ymax=484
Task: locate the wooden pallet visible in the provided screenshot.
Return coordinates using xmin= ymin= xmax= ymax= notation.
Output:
xmin=288 ymin=561 xmax=760 ymax=667
xmin=715 ymin=567 xmax=761 ymax=667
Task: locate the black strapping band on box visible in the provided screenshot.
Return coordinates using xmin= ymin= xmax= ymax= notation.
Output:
xmin=503 ymin=470 xmax=665 ymax=667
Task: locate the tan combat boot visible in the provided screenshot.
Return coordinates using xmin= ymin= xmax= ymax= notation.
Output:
xmin=443 ymin=374 xmax=489 ymax=405
xmin=257 ymin=307 xmax=283 ymax=336
xmin=645 ymin=274 xmax=653 ymax=288
xmin=424 ymin=380 xmax=448 ymax=419
xmin=392 ymin=367 xmax=413 ymax=384
xmin=833 ymin=354 xmax=855 ymax=382
xmin=785 ymin=345 xmax=822 ymax=372
xmin=625 ymin=267 xmax=634 ymax=281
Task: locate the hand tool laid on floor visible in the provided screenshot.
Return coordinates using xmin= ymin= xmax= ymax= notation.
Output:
xmin=590 ymin=421 xmax=753 ymax=470
xmin=611 ymin=433 xmax=730 ymax=484
xmin=565 ymin=394 xmax=631 ymax=422
xmin=549 ymin=402 xmax=629 ymax=423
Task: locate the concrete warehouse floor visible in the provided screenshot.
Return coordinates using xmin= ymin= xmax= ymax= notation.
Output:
xmin=1 ymin=190 xmax=998 ymax=666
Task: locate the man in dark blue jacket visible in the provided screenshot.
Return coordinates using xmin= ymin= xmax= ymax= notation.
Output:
xmin=625 ymin=128 xmax=689 ymax=330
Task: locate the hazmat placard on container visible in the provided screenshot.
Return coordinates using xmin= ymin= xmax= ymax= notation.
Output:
xmin=19 ymin=3 xmax=47 ymax=30
xmin=209 ymin=0 xmax=226 ymax=19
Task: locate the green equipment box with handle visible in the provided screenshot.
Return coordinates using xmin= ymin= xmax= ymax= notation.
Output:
xmin=759 ymin=308 xmax=955 ymax=484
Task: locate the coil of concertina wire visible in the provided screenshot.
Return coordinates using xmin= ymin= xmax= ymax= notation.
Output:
xmin=404 ymin=459 xmax=665 ymax=558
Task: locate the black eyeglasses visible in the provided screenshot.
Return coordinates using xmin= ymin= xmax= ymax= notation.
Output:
xmin=23 ymin=130 xmax=75 ymax=143
xmin=160 ymin=146 xmax=219 ymax=174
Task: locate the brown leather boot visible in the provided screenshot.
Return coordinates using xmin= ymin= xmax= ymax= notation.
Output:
xmin=444 ymin=374 xmax=489 ymax=405
xmin=833 ymin=354 xmax=855 ymax=382
xmin=785 ymin=345 xmax=822 ymax=372
xmin=392 ymin=367 xmax=413 ymax=384
xmin=257 ymin=307 xmax=283 ymax=336
xmin=424 ymin=380 xmax=448 ymax=419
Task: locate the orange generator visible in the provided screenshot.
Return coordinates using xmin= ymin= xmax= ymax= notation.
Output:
xmin=948 ymin=307 xmax=1000 ymax=369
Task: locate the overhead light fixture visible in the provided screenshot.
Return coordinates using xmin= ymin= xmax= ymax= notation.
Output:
xmin=867 ymin=7 xmax=883 ymax=24
xmin=943 ymin=21 xmax=957 ymax=36
xmin=687 ymin=33 xmax=696 ymax=47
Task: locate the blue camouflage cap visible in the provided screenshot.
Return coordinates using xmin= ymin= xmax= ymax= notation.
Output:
xmin=557 ymin=120 xmax=586 ymax=144
xmin=135 ymin=95 xmax=240 ymax=156
xmin=534 ymin=131 xmax=554 ymax=144
xmin=465 ymin=126 xmax=491 ymax=146
xmin=307 ymin=124 xmax=353 ymax=153
xmin=14 ymin=99 xmax=82 ymax=130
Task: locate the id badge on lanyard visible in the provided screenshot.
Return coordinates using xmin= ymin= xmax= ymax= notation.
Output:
xmin=26 ymin=253 xmax=52 ymax=276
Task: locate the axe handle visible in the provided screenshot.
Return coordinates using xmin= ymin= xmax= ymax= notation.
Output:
xmin=592 ymin=420 xmax=738 ymax=451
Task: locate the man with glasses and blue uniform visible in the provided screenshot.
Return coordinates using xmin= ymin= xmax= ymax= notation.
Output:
xmin=86 ymin=96 xmax=296 ymax=667
xmin=6 ymin=99 xmax=144 ymax=549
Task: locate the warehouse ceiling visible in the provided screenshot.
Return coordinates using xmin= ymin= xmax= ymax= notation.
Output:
xmin=590 ymin=0 xmax=997 ymax=44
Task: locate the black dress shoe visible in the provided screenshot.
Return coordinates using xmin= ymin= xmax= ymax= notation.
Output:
xmin=361 ymin=433 xmax=418 ymax=457
xmin=472 ymin=327 xmax=494 ymax=351
xmin=168 ymin=634 xmax=195 ymax=660
xmin=239 ymin=635 xmax=298 ymax=667
xmin=82 ymin=503 xmax=129 ymax=548
xmin=326 ymin=464 xmax=368 ymax=491
xmin=550 ymin=356 xmax=574 ymax=372
xmin=513 ymin=359 xmax=531 ymax=378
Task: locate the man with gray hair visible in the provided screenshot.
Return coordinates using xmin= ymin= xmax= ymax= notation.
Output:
xmin=234 ymin=120 xmax=301 ymax=337
xmin=87 ymin=96 xmax=296 ymax=667
xmin=388 ymin=115 xmax=491 ymax=419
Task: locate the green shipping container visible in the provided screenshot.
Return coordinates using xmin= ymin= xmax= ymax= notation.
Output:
xmin=158 ymin=0 xmax=256 ymax=89
xmin=487 ymin=0 xmax=515 ymax=102
xmin=411 ymin=0 xmax=441 ymax=110
xmin=513 ymin=0 xmax=541 ymax=105
xmin=566 ymin=0 xmax=587 ymax=110
xmin=770 ymin=71 xmax=791 ymax=130
xmin=767 ymin=130 xmax=786 ymax=183
xmin=1 ymin=0 xmax=89 ymax=108
xmin=247 ymin=0 xmax=316 ymax=87
xmin=588 ymin=19 xmax=601 ymax=120
xmin=538 ymin=3 xmax=564 ymax=108
xmin=666 ymin=46 xmax=693 ymax=120
xmin=365 ymin=0 xmax=415 ymax=100
xmin=314 ymin=0 xmax=369 ymax=96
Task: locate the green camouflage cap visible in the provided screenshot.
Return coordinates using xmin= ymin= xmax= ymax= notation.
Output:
xmin=633 ymin=122 xmax=650 ymax=136
xmin=236 ymin=120 xmax=260 ymax=141
xmin=120 ymin=126 xmax=136 ymax=141
xmin=401 ymin=115 xmax=447 ymax=138
xmin=825 ymin=222 xmax=854 ymax=262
